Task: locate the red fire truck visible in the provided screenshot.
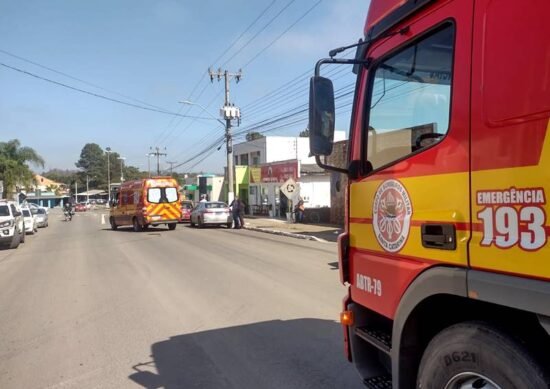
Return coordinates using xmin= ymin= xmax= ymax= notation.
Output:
xmin=308 ymin=0 xmax=550 ymax=387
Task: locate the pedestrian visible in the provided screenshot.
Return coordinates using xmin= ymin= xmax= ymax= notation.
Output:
xmin=230 ymin=196 xmax=243 ymax=229
xmin=294 ymin=199 xmax=305 ymax=223
xmin=238 ymin=198 xmax=245 ymax=228
xmin=199 ymin=195 xmax=207 ymax=203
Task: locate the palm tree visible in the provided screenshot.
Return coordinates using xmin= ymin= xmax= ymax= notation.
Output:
xmin=0 ymin=139 xmax=45 ymax=199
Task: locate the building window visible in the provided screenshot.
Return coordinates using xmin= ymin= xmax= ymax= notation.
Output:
xmin=252 ymin=151 xmax=260 ymax=165
xmin=240 ymin=154 xmax=249 ymax=166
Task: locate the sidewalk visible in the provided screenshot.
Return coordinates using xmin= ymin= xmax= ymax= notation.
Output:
xmin=243 ymin=216 xmax=342 ymax=243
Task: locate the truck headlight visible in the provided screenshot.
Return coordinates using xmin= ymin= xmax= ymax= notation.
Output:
xmin=0 ymin=220 xmax=14 ymax=228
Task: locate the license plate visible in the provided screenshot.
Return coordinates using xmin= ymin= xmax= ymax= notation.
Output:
xmin=152 ymin=215 xmax=161 ymax=220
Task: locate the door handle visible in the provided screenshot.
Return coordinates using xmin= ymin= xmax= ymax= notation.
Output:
xmin=421 ymin=223 xmax=456 ymax=250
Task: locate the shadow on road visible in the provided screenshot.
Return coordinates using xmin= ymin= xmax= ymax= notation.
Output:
xmin=128 ymin=318 xmax=359 ymax=389
xmin=298 ymin=229 xmax=342 ymax=243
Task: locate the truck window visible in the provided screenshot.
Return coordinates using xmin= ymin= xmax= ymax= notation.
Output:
xmin=148 ymin=188 xmax=162 ymax=203
xmin=365 ymin=23 xmax=454 ymax=170
xmin=165 ymin=187 xmax=178 ymax=203
xmin=0 ymin=205 xmax=9 ymax=217
xmin=148 ymin=187 xmax=178 ymax=203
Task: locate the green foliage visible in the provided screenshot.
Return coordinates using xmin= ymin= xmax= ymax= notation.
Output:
xmin=245 ymin=132 xmax=265 ymax=141
xmin=0 ymin=139 xmax=44 ymax=199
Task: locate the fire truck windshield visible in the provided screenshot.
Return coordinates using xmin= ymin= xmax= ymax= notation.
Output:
xmin=366 ymin=23 xmax=454 ymax=170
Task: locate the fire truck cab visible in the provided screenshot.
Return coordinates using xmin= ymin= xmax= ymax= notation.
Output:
xmin=309 ymin=0 xmax=550 ymax=387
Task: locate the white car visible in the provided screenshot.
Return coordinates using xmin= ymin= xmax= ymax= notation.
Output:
xmin=190 ymin=201 xmax=232 ymax=228
xmin=34 ymin=208 xmax=49 ymax=228
xmin=0 ymin=200 xmax=25 ymax=248
xmin=21 ymin=207 xmax=37 ymax=234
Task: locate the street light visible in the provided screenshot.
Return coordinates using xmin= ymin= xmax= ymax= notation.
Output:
xmin=106 ymin=146 xmax=111 ymax=203
xmin=119 ymin=156 xmax=126 ymax=182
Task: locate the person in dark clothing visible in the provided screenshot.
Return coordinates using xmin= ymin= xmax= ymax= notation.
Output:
xmin=294 ymin=200 xmax=305 ymax=223
xmin=230 ymin=196 xmax=244 ymax=229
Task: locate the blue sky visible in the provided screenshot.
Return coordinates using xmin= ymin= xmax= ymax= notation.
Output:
xmin=0 ymin=0 xmax=367 ymax=174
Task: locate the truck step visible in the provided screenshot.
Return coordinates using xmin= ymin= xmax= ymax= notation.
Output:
xmin=363 ymin=375 xmax=392 ymax=388
xmin=355 ymin=326 xmax=392 ymax=354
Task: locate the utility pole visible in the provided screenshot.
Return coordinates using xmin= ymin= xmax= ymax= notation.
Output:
xmin=166 ymin=161 xmax=177 ymax=175
xmin=149 ymin=146 xmax=167 ymax=176
xmin=209 ymin=67 xmax=242 ymax=204
xmin=106 ymin=146 xmax=111 ymax=204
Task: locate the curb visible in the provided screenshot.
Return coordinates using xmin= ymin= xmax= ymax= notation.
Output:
xmin=243 ymin=226 xmax=328 ymax=243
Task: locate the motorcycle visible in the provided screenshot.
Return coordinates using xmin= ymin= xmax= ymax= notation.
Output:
xmin=64 ymin=209 xmax=74 ymax=221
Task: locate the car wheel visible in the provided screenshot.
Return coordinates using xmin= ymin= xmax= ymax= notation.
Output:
xmin=133 ymin=217 xmax=142 ymax=232
xmin=198 ymin=218 xmax=204 ymax=228
xmin=190 ymin=219 xmax=195 ymax=227
xmin=9 ymin=233 xmax=20 ymax=249
xmin=417 ymin=321 xmax=549 ymax=389
xmin=110 ymin=217 xmax=118 ymax=230
xmin=226 ymin=222 xmax=232 ymax=229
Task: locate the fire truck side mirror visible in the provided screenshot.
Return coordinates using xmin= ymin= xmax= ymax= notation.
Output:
xmin=309 ymin=76 xmax=335 ymax=156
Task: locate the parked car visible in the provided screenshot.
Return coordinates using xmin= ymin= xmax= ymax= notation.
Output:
xmin=0 ymin=200 xmax=25 ymax=248
xmin=179 ymin=200 xmax=194 ymax=223
xmin=74 ymin=203 xmax=87 ymax=212
xmin=21 ymin=207 xmax=37 ymax=235
xmin=34 ymin=208 xmax=49 ymax=227
xmin=190 ymin=201 xmax=232 ymax=228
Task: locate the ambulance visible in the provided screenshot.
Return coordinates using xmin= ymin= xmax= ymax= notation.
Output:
xmin=109 ymin=177 xmax=181 ymax=232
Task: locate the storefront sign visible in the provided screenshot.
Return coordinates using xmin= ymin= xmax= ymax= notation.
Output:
xmin=260 ymin=160 xmax=298 ymax=183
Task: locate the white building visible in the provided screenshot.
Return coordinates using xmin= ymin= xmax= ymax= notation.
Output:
xmin=233 ymin=132 xmax=346 ymax=166
xmin=233 ymin=132 xmax=346 ymax=218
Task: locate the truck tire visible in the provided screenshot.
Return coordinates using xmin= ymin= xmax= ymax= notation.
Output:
xmin=110 ymin=217 xmax=118 ymax=230
xmin=417 ymin=321 xmax=549 ymax=389
xmin=133 ymin=217 xmax=142 ymax=232
xmin=20 ymin=230 xmax=25 ymax=244
xmin=168 ymin=223 xmax=176 ymax=231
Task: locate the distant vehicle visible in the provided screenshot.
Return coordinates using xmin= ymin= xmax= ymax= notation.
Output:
xmin=109 ymin=177 xmax=182 ymax=232
xmin=74 ymin=203 xmax=87 ymax=212
xmin=179 ymin=200 xmax=194 ymax=223
xmin=190 ymin=201 xmax=232 ymax=228
xmin=27 ymin=202 xmax=49 ymax=214
xmin=0 ymin=200 xmax=25 ymax=248
xmin=34 ymin=208 xmax=48 ymax=228
xmin=21 ymin=207 xmax=37 ymax=234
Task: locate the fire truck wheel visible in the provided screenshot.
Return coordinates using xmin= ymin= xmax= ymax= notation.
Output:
xmin=133 ymin=218 xmax=142 ymax=232
xmin=168 ymin=223 xmax=176 ymax=231
xmin=417 ymin=321 xmax=549 ymax=389
xmin=110 ymin=217 xmax=118 ymax=230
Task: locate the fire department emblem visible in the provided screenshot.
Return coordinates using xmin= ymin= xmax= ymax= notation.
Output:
xmin=372 ymin=179 xmax=413 ymax=253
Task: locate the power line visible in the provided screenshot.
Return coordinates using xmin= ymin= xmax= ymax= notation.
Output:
xmin=0 ymin=62 xmax=219 ymax=120
xmin=241 ymin=0 xmax=323 ymax=69
xmin=220 ymin=0 xmax=297 ymax=68
xmin=211 ymin=0 xmax=278 ymax=67
xmin=153 ymin=1 xmax=279 ymax=146
xmin=0 ymin=48 xmax=166 ymax=111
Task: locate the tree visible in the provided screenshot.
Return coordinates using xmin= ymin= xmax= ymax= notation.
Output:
xmin=75 ymin=143 xmax=107 ymax=188
xmin=246 ymin=132 xmax=265 ymax=141
xmin=299 ymin=128 xmax=310 ymax=137
xmin=0 ymin=139 xmax=45 ymax=199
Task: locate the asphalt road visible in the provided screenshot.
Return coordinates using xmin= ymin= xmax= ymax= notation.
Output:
xmin=0 ymin=209 xmax=362 ymax=389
